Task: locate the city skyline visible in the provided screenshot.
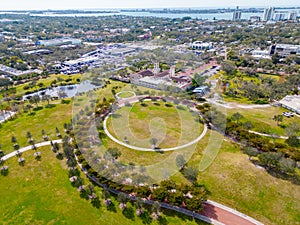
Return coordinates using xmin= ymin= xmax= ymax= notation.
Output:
xmin=0 ymin=0 xmax=299 ymax=10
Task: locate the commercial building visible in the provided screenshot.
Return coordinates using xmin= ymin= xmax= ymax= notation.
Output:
xmin=0 ymin=64 xmax=42 ymax=77
xmin=38 ymin=38 xmax=82 ymax=46
xmin=249 ymin=16 xmax=261 ymax=23
xmin=24 ymin=49 xmax=53 ymax=55
xmin=189 ymin=41 xmax=213 ymax=50
xmin=252 ymin=49 xmax=271 ymax=59
xmin=263 ymin=7 xmax=275 ymax=21
xmin=63 ymin=56 xmax=99 ymax=68
xmin=278 ymin=95 xmax=300 ymax=114
xmin=272 ymin=44 xmax=300 ymax=57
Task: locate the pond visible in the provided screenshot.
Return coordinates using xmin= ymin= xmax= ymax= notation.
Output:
xmin=22 ymin=80 xmax=101 ymax=100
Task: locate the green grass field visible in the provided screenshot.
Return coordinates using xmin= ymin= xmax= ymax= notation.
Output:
xmin=107 ymin=101 xmax=202 ymax=149
xmin=226 ymin=106 xmax=300 ymax=136
xmin=0 ymin=101 xmax=72 ymax=153
xmin=171 ymin=132 xmax=300 ymax=225
xmin=0 ymin=146 xmax=208 ymax=225
xmin=117 ymin=91 xmax=135 ymax=99
xmin=1 ymin=79 xmax=299 ymax=225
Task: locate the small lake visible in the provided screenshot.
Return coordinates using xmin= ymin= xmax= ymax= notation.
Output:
xmin=22 ymin=80 xmax=101 ymax=100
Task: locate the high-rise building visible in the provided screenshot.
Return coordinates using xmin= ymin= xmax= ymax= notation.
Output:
xmin=263 ymin=7 xmax=275 ymax=21
xmin=232 ymin=6 xmax=242 ymax=21
xmin=288 ymin=11 xmax=298 ymax=21
xmin=274 ymin=13 xmax=286 ymax=21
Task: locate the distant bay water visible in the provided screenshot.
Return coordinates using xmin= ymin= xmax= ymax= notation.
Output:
xmin=29 ymin=11 xmax=263 ymax=20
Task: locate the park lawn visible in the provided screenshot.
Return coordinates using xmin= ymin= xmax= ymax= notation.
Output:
xmin=117 ymin=91 xmax=135 ymax=99
xmin=0 ymin=146 xmax=208 ymax=225
xmin=258 ymin=73 xmax=281 ymax=81
xmin=107 ymin=101 xmax=202 ymax=149
xmin=0 ymin=101 xmax=72 ymax=154
xmin=226 ymin=106 xmax=300 ymax=136
xmin=171 ymin=132 xmax=300 ymax=225
xmin=222 ymin=94 xmax=253 ymax=104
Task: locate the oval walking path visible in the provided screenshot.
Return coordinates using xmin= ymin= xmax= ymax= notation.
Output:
xmin=105 ymin=95 xmax=208 ymax=151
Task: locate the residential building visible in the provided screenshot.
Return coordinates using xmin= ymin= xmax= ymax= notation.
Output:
xmin=288 ymin=11 xmax=298 ymax=21
xmin=232 ymin=6 xmax=242 ymax=21
xmin=274 ymin=13 xmax=286 ymax=21
xmin=263 ymin=7 xmax=275 ymax=21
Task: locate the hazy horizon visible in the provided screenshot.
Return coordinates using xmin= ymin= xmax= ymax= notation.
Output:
xmin=0 ymin=0 xmax=299 ymax=11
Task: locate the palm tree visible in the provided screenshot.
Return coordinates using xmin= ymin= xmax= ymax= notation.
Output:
xmin=150 ymin=138 xmax=158 ymax=149
xmin=34 ymin=152 xmax=41 ymax=161
xmin=102 ymin=189 xmax=112 ymax=206
xmin=135 ymin=198 xmax=144 ymax=216
xmin=26 ymin=131 xmax=32 ymax=139
xmin=151 ymin=201 xmax=161 ymax=220
xmin=117 ymin=192 xmax=128 ymax=210
xmin=11 ymin=136 xmax=17 ymax=144
xmin=273 ymin=114 xmax=283 ymax=126
xmin=41 ymin=129 xmax=48 ymax=141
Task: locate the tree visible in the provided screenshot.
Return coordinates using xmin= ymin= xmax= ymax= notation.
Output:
xmin=0 ymin=78 xmax=12 ymax=90
xmin=285 ymin=136 xmax=300 ymax=147
xmin=106 ymin=148 xmax=121 ymax=160
xmin=176 ymin=155 xmax=186 ymax=170
xmin=242 ymin=146 xmax=259 ymax=160
xmin=221 ymin=61 xmax=236 ymax=74
xmin=30 ymin=95 xmax=40 ymax=107
xmin=183 ymin=166 xmax=198 ymax=182
xmin=151 ymin=202 xmax=161 ymax=219
xmin=135 ymin=198 xmax=144 ymax=216
xmin=42 ymin=94 xmax=51 ymax=105
xmin=11 ymin=136 xmax=17 ymax=144
xmin=150 ymin=138 xmax=158 ymax=148
xmin=285 ymin=122 xmax=300 ymax=137
xmin=258 ymin=152 xmax=282 ymax=169
xmin=102 ymin=189 xmax=112 ymax=205
xmin=243 ymin=121 xmax=253 ymax=130
xmin=232 ymin=112 xmax=243 ymax=124
xmin=278 ymin=157 xmax=296 ymax=174
xmin=118 ymin=192 xmax=128 ymax=210
xmin=273 ymin=115 xmax=283 ymax=126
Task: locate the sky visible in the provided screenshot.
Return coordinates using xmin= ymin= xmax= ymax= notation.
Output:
xmin=0 ymin=0 xmax=299 ymax=10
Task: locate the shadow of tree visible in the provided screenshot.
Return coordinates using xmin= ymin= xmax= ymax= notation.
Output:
xmin=140 ymin=210 xmax=152 ymax=224
xmin=107 ymin=202 xmax=117 ymax=212
xmin=122 ymin=206 xmax=135 ymax=221
xmin=91 ymin=197 xmax=101 ymax=208
xmin=158 ymin=216 xmax=169 ymax=225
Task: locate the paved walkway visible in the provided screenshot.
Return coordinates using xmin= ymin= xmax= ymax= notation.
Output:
xmin=0 ymin=139 xmax=62 ymax=161
xmin=0 ymin=111 xmax=16 ymax=124
xmin=202 ymin=200 xmax=264 ymax=225
xmin=207 ymin=98 xmax=270 ymax=109
xmin=249 ymin=130 xmax=300 ymax=140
